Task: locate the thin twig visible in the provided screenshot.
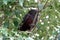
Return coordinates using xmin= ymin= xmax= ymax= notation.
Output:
xmin=32 ymin=0 xmax=49 ymax=24
xmin=43 ymin=0 xmax=49 ymax=9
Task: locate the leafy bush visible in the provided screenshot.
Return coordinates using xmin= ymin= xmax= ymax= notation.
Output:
xmin=0 ymin=0 xmax=60 ymax=40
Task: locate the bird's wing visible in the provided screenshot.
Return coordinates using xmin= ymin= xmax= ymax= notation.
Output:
xmin=22 ymin=14 xmax=30 ymax=23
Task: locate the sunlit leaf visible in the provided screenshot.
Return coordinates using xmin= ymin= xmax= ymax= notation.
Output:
xmin=19 ymin=0 xmax=24 ymax=7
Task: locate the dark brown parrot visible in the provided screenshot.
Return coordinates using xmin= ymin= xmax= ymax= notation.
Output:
xmin=18 ymin=9 xmax=39 ymax=31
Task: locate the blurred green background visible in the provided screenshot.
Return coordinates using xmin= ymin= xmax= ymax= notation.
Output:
xmin=0 ymin=0 xmax=60 ymax=40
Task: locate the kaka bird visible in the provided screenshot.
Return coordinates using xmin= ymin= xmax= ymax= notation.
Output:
xmin=18 ymin=9 xmax=39 ymax=31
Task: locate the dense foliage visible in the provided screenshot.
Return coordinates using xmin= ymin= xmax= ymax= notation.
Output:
xmin=0 ymin=0 xmax=60 ymax=40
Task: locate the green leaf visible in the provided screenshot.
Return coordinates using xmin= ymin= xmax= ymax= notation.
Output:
xmin=15 ymin=10 xmax=21 ymax=18
xmin=3 ymin=37 xmax=10 ymax=40
xmin=38 ymin=4 xmax=44 ymax=10
xmin=4 ymin=9 xmax=12 ymax=16
xmin=3 ymin=21 xmax=9 ymax=28
xmin=26 ymin=37 xmax=34 ymax=40
xmin=3 ymin=0 xmax=8 ymax=5
xmin=13 ymin=18 xmax=18 ymax=27
xmin=13 ymin=21 xmax=18 ymax=27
